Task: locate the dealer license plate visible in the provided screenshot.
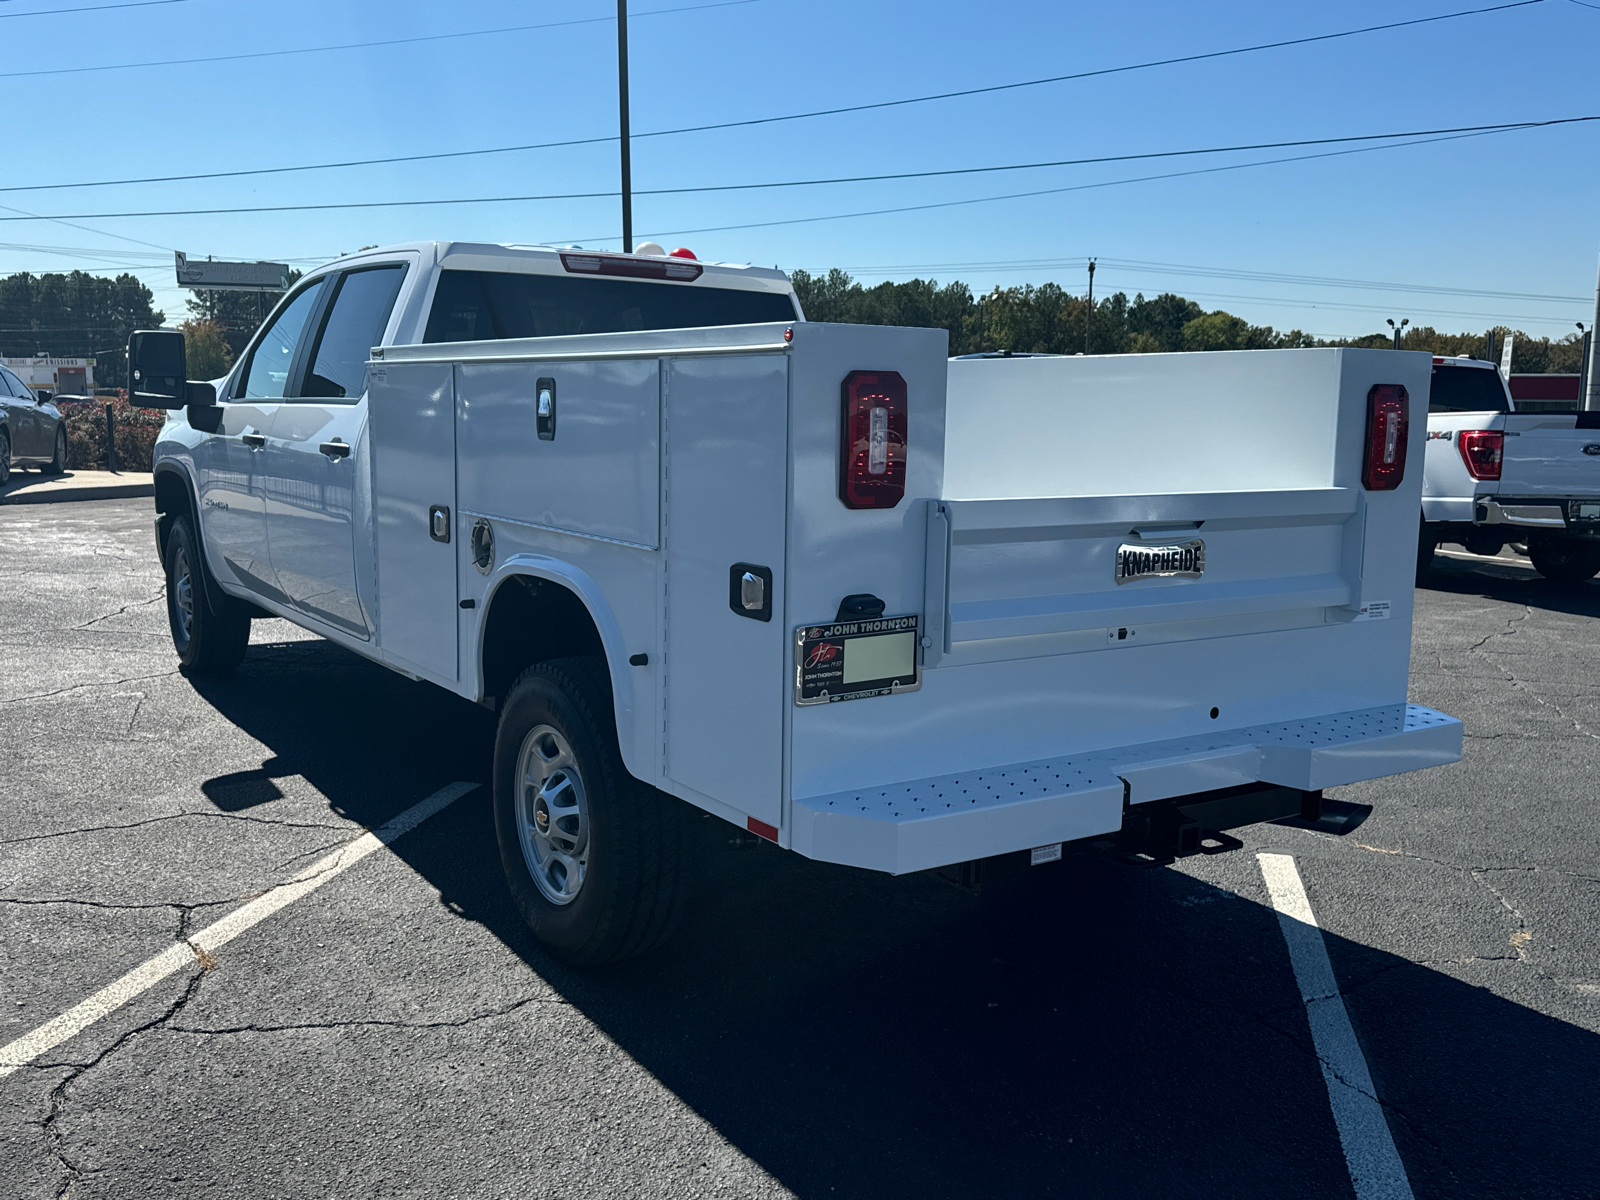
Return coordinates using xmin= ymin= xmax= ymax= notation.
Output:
xmin=794 ymin=615 xmax=921 ymax=705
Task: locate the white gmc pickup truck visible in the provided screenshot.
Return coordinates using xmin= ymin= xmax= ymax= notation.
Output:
xmin=132 ymin=241 xmax=1462 ymax=963
xmin=1420 ymin=354 xmax=1600 ymax=580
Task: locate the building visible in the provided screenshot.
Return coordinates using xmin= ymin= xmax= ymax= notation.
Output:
xmin=0 ymin=356 xmax=95 ymax=398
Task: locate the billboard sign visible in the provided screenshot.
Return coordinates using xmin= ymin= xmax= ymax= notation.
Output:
xmin=175 ymin=252 xmax=290 ymax=292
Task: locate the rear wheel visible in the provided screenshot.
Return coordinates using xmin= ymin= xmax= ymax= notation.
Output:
xmin=42 ymin=426 xmax=65 ymax=475
xmin=1528 ymin=536 xmax=1600 ymax=582
xmin=1416 ymin=520 xmax=1437 ymax=581
xmin=165 ymin=514 xmax=250 ymax=673
xmin=0 ymin=429 xmax=10 ymax=486
xmin=493 ymin=657 xmax=684 ymax=965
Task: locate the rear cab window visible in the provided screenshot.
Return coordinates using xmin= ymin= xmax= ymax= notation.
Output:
xmin=422 ymin=269 xmax=796 ymax=343
xmin=1429 ymin=364 xmax=1511 ymax=413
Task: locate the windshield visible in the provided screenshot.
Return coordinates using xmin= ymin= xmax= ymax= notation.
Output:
xmin=423 ymin=269 xmax=797 ymax=343
xmin=1429 ymin=364 xmax=1510 ymax=413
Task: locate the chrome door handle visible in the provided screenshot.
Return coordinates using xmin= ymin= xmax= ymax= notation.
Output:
xmin=241 ymin=432 xmax=266 ymax=448
xmin=319 ymin=439 xmax=351 ymax=460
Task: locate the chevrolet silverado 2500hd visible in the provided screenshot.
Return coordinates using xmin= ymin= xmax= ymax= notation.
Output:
xmin=1420 ymin=354 xmax=1600 ymax=580
xmin=132 ymin=241 xmax=1462 ymax=964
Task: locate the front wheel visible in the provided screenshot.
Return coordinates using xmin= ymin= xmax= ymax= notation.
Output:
xmin=1528 ymin=536 xmax=1600 ymax=582
xmin=0 ymin=429 xmax=10 ymax=486
xmin=493 ymin=657 xmax=684 ymax=965
xmin=165 ymin=514 xmax=251 ymax=673
xmin=42 ymin=426 xmax=65 ymax=475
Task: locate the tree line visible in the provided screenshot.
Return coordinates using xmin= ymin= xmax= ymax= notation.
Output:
xmin=791 ymin=268 xmax=1586 ymax=372
xmin=1 ymin=267 xmax=1584 ymax=392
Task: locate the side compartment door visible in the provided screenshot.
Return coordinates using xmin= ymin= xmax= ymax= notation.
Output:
xmin=197 ymin=279 xmax=326 ymax=603
xmin=663 ymin=354 xmax=789 ymax=828
xmin=370 ymin=361 xmax=458 ymax=682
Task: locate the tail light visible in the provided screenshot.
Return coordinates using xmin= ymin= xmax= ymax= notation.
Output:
xmin=840 ymin=370 xmax=907 ymax=509
xmin=1458 ymin=429 xmax=1503 ymax=480
xmin=1362 ymin=384 xmax=1410 ymax=490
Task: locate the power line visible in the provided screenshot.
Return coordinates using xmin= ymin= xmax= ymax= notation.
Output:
xmin=3 ymin=0 xmax=1548 ymax=193
xmin=10 ymin=0 xmax=762 ymax=78
xmin=585 ymin=125 xmax=1533 ymax=246
xmin=2 ymin=0 xmax=185 ymax=18
xmin=2 ymin=116 xmax=1592 ymax=224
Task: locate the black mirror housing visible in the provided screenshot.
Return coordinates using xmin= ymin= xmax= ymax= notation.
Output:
xmin=127 ymin=329 xmax=188 ymax=408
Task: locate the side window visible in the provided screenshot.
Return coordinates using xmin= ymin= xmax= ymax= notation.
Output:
xmin=239 ymin=282 xmax=324 ymax=400
xmin=0 ymin=369 xmax=16 ymax=396
xmin=2 ymin=369 xmax=28 ymax=399
xmin=302 ymin=266 xmax=407 ymax=400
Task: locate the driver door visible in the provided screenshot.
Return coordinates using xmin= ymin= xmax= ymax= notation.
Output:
xmin=196 ymin=280 xmax=326 ymax=604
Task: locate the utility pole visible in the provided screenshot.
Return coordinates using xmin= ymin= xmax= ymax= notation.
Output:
xmin=1085 ymin=259 xmax=1096 ymax=355
xmin=1387 ymin=317 xmax=1408 ymax=350
xmin=1586 ymin=252 xmax=1600 ymax=411
xmin=617 ymin=0 xmax=633 ymax=254
xmin=1578 ymin=322 xmax=1591 ymax=400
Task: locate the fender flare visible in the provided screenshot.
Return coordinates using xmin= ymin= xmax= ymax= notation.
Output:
xmin=477 ymin=553 xmax=643 ymax=767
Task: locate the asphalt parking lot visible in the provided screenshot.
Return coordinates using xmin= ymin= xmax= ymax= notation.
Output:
xmin=2 ymin=498 xmax=1597 ymax=1199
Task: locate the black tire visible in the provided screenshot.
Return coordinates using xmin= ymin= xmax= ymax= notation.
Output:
xmin=1528 ymin=536 xmax=1600 ymax=583
xmin=1416 ymin=520 xmax=1437 ymax=581
xmin=0 ymin=429 xmax=10 ymax=486
xmin=493 ymin=656 xmax=684 ymax=965
xmin=165 ymin=514 xmax=250 ymax=673
xmin=42 ymin=425 xmax=65 ymax=475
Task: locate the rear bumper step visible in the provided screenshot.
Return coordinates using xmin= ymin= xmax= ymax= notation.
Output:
xmin=790 ymin=703 xmax=1461 ymax=874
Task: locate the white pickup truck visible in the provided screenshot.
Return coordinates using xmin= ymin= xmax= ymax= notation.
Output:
xmin=132 ymin=241 xmax=1462 ymax=963
xmin=1420 ymin=354 xmax=1600 ymax=580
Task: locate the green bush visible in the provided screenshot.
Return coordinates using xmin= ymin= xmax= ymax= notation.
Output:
xmin=53 ymin=398 xmax=166 ymax=472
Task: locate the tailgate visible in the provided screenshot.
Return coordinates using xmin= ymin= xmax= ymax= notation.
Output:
xmin=925 ymin=487 xmax=1357 ymax=662
xmin=1500 ymin=414 xmax=1600 ymax=498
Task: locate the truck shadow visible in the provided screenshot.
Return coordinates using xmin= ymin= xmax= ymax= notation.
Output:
xmin=190 ymin=639 xmax=1600 ymax=1200
xmin=1420 ymin=552 xmax=1600 ymax=618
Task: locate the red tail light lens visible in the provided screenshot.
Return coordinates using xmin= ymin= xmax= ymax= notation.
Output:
xmin=840 ymin=370 xmax=907 ymax=509
xmin=1362 ymin=384 xmax=1410 ymax=490
xmin=1458 ymin=429 xmax=1503 ymax=480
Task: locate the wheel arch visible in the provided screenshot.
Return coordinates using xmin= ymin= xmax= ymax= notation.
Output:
xmin=476 ymin=558 xmax=641 ymax=770
xmin=153 ymin=461 xmax=197 ymax=564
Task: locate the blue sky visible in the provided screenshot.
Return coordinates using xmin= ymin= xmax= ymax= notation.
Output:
xmin=4 ymin=0 xmax=1598 ymax=340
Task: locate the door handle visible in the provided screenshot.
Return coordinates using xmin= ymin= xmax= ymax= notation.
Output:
xmin=319 ymin=439 xmax=351 ymax=460
xmin=241 ymin=432 xmax=266 ymax=448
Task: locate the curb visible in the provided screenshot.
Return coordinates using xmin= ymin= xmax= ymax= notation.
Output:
xmin=1 ymin=479 xmax=154 ymax=506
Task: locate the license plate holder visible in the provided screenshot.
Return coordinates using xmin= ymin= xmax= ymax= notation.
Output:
xmin=794 ymin=615 xmax=921 ymax=705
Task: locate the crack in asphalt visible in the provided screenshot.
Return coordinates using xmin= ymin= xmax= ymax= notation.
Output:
xmin=0 ymin=670 xmax=181 ymax=708
xmin=73 ymin=590 xmax=165 ymax=631
xmin=36 ymin=965 xmax=207 ymax=1200
xmin=0 ymin=810 xmax=359 ymax=847
xmin=165 ymin=995 xmax=570 ymax=1038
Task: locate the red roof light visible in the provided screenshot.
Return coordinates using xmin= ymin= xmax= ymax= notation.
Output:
xmin=669 ymin=247 xmax=697 ymax=260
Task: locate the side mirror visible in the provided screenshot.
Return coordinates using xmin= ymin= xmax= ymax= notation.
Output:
xmin=127 ymin=330 xmax=187 ymax=408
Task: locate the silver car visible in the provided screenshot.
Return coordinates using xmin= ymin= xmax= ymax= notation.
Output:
xmin=0 ymin=365 xmax=66 ymax=485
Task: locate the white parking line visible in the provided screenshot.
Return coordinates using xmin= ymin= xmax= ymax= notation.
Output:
xmin=0 ymin=782 xmax=477 ymax=1079
xmin=1258 ymin=853 xmax=1414 ymax=1200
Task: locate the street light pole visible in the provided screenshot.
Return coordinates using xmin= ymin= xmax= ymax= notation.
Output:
xmin=1387 ymin=317 xmax=1409 ymax=350
xmin=617 ymin=0 xmax=633 ymax=254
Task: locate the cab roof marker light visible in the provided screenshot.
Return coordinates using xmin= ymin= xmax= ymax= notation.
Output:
xmin=559 ymin=251 xmax=703 ymax=282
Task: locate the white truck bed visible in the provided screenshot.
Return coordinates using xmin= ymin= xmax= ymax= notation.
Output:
xmin=372 ymin=335 xmax=1458 ymax=874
